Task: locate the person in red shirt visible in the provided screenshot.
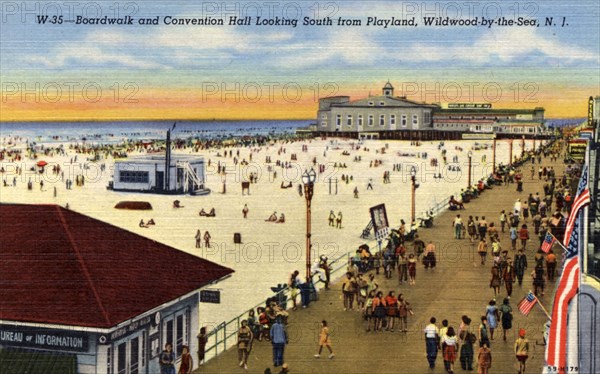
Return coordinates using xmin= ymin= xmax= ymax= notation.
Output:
xmin=518 ymin=224 xmax=529 ymax=250
xmin=384 ymin=291 xmax=399 ymax=332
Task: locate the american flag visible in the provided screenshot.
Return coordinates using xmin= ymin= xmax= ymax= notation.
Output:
xmin=540 ymin=232 xmax=555 ymax=253
xmin=546 ymin=166 xmax=590 ymax=372
xmin=518 ymin=292 xmax=538 ymax=316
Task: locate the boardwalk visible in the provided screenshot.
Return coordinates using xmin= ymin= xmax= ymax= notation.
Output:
xmin=195 ymin=155 xmax=563 ymax=374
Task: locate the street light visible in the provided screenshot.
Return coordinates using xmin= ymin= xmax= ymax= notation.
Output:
xmin=302 ymin=168 xmax=317 ymax=281
xmin=492 ymin=138 xmax=497 ymax=174
xmin=467 ymin=151 xmax=473 ymax=188
xmin=410 ymin=167 xmax=418 ymax=224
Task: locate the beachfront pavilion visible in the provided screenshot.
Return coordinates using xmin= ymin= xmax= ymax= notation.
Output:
xmin=0 ymin=204 xmax=233 ymax=374
xmin=110 ymin=154 xmax=208 ymax=195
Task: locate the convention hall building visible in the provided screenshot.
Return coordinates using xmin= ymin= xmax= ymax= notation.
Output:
xmin=314 ymin=82 xmax=547 ymax=140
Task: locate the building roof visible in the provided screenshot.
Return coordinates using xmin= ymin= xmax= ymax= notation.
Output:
xmin=329 ymin=95 xmax=438 ymax=109
xmin=383 ymin=81 xmax=394 ymax=89
xmin=0 ymin=204 xmax=233 ymax=328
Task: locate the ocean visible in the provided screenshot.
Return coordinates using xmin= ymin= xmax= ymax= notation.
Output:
xmin=0 ymin=120 xmax=311 ymax=144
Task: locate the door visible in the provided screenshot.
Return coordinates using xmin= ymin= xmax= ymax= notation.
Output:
xmin=130 ymin=337 xmax=139 ymax=374
xmin=155 ymin=171 xmax=164 ymax=191
xmin=117 ymin=343 xmax=126 ymax=374
xmin=114 ymin=333 xmax=147 ymax=374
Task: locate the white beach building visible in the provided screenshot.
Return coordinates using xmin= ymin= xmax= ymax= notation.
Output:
xmin=110 ymin=154 xmax=208 ymax=195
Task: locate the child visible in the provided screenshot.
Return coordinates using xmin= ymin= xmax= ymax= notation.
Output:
xmin=314 ymin=320 xmax=335 ymax=359
xmin=408 ymin=254 xmax=417 ymax=285
xmin=477 ymin=343 xmax=492 ymax=374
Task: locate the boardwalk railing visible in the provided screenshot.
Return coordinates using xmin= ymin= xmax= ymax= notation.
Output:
xmin=202 ymin=252 xmax=349 ymax=362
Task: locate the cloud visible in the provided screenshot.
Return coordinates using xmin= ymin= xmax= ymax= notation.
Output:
xmin=394 ymin=28 xmax=599 ymax=65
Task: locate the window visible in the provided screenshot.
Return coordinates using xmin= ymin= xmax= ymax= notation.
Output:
xmin=390 ymin=115 xmax=396 ymax=126
xmin=368 ymin=101 xmax=374 ymax=106
xmin=412 ymin=114 xmax=418 ymax=126
xmin=321 ymin=121 xmax=327 ymax=127
xmin=119 ymin=171 xmax=149 ymax=184
xmin=321 ymin=113 xmax=327 ymax=119
xmin=358 ymin=115 xmax=363 ymax=127
xmin=401 ymin=115 xmax=407 ymax=127
xmin=107 ymin=347 xmax=112 ymax=374
xmin=424 ymin=112 xmax=431 ymax=124
xmin=336 ymin=114 xmax=342 ymax=126
xmin=379 ymin=114 xmax=385 ymax=126
xmin=379 ymin=101 xmax=385 ymax=106
xmin=346 ymin=115 xmax=352 ymax=126
xmin=368 ymin=115 xmax=374 ymax=127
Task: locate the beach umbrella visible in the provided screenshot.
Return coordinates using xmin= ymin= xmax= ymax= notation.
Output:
xmin=36 ymin=160 xmax=48 ymax=167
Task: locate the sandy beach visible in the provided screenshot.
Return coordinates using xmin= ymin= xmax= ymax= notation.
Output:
xmin=0 ymin=134 xmax=537 ymax=332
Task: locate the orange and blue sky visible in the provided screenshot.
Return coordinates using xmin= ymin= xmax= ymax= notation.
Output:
xmin=0 ymin=1 xmax=598 ymax=121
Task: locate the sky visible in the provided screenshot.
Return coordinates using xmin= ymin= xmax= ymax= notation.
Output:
xmin=0 ymin=0 xmax=599 ymax=121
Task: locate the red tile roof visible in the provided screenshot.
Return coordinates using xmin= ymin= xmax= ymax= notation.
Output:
xmin=0 ymin=204 xmax=233 ymax=328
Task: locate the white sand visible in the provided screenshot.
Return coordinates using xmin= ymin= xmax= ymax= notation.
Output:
xmin=0 ymin=136 xmax=537 ymax=331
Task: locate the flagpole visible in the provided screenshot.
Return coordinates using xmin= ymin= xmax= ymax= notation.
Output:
xmin=548 ymin=231 xmax=568 ymax=252
xmin=534 ymin=294 xmax=552 ymax=320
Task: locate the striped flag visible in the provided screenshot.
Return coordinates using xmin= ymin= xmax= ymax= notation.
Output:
xmin=546 ymin=166 xmax=590 ymax=372
xmin=562 ymin=167 xmax=591 ymax=246
xmin=518 ymin=292 xmax=538 ymax=316
xmin=540 ymin=232 xmax=555 ymax=253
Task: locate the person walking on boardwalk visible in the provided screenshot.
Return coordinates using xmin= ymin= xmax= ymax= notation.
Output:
xmin=458 ymin=316 xmax=475 ymax=371
xmin=366 ymin=178 xmax=373 ymax=190
xmin=314 ymin=320 xmax=335 ymax=359
xmin=328 ymin=210 xmax=335 ymax=226
xmin=443 ymin=326 xmax=459 ymax=373
xmin=499 ymin=297 xmax=513 ymax=342
xmin=468 ymin=216 xmax=477 ymax=242
xmin=477 ymin=342 xmax=492 ymax=374
xmin=270 ymin=317 xmax=288 ymax=368
xmin=408 ymin=253 xmax=418 ymax=285
xmin=514 ymin=329 xmax=530 ymax=374
xmin=242 ymin=204 xmax=249 ymax=218
xmin=518 ymin=224 xmax=530 ymax=250
xmin=499 ymin=210 xmax=507 ymax=233
xmin=424 ymin=317 xmax=440 ymax=369
xmin=490 ymin=265 xmax=501 ymax=296
xmin=237 ymin=319 xmax=253 ymax=370
xmin=478 ymin=316 xmax=491 ymax=348
xmin=478 ymin=216 xmax=488 ymax=240
xmin=503 ymin=258 xmax=515 ymax=296
xmin=514 ymin=249 xmax=528 ymax=286
xmin=203 ymin=231 xmax=211 ymax=248
xmin=478 ymin=238 xmax=488 ymax=265
xmin=485 ymin=300 xmax=499 ymax=341
xmin=453 ymin=214 xmax=463 ymax=239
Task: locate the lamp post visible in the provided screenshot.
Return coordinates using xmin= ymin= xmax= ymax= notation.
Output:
xmin=492 ymin=138 xmax=497 ymax=174
xmin=509 ymin=139 xmax=513 ymax=166
xmin=467 ymin=151 xmax=473 ymax=188
xmin=302 ymin=168 xmax=317 ymax=281
xmin=521 ymin=135 xmax=525 ymax=158
xmin=410 ymin=167 xmax=417 ymax=224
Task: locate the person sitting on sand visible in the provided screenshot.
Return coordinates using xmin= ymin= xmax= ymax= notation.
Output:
xmin=147 ymin=219 xmax=155 ymax=225
xmin=173 ymin=200 xmax=183 ymax=208
xmin=277 ymin=213 xmax=286 ymax=223
xmin=280 ymin=181 xmax=292 ymax=189
xmin=199 ymin=208 xmax=207 ymax=216
xmin=139 ymin=219 xmax=147 ymax=228
xmin=207 ymin=208 xmax=216 ymax=217
xmin=266 ymin=212 xmax=278 ymax=222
